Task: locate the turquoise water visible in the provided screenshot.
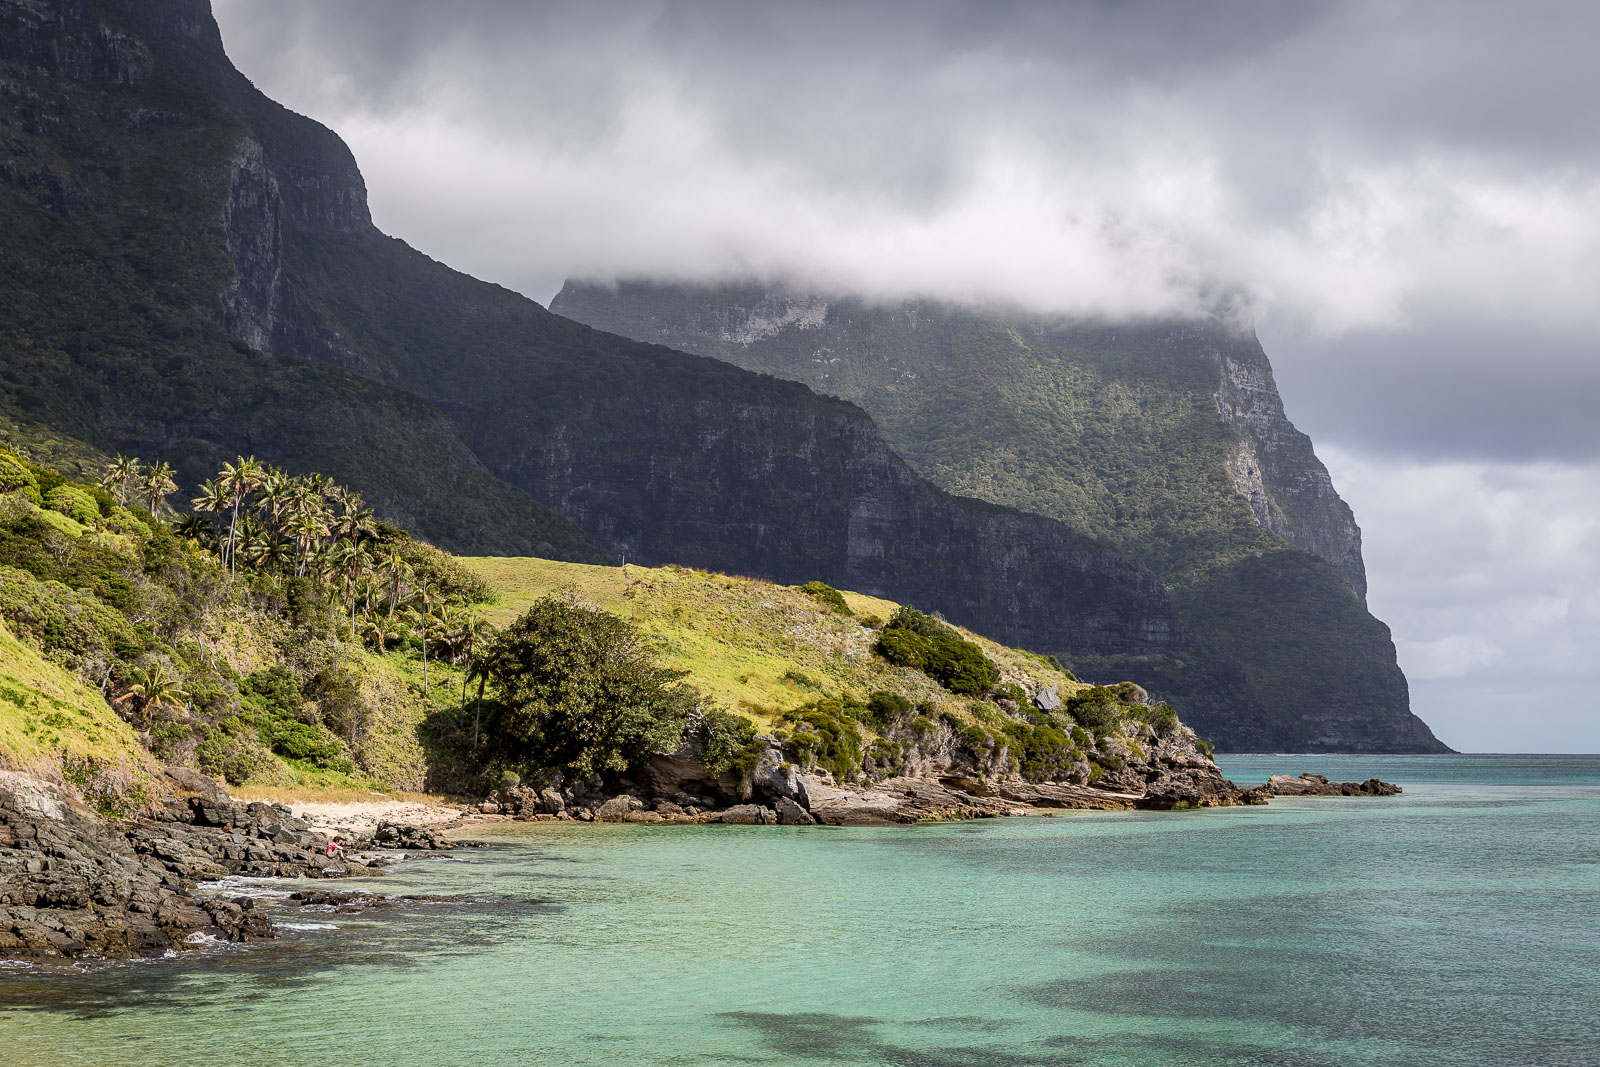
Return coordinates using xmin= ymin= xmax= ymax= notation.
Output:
xmin=4 ymin=754 xmax=1598 ymax=1066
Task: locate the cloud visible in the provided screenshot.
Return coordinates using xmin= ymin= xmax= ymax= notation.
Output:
xmin=211 ymin=0 xmax=1600 ymax=337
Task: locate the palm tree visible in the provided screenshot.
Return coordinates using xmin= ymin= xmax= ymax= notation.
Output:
xmin=377 ymin=546 xmax=412 ymax=623
xmin=332 ymin=500 xmax=378 ymax=543
xmin=172 ymin=512 xmax=215 ymax=548
xmin=328 ymin=540 xmax=373 ymax=633
xmin=101 ymin=455 xmax=140 ymax=506
xmin=113 ymin=664 xmax=189 ymax=717
xmin=190 ymin=480 xmax=231 ymax=550
xmin=411 ymin=582 xmax=437 ymax=700
xmin=465 ymin=656 xmax=492 ymax=750
xmin=359 ymin=610 xmax=404 ymax=651
xmin=217 ymin=456 xmax=263 ymax=577
xmin=254 ymin=467 xmax=292 ymax=528
xmin=139 ymin=462 xmax=177 ymax=516
xmin=243 ymin=530 xmax=295 ymax=573
xmin=284 ymin=506 xmax=329 ymax=577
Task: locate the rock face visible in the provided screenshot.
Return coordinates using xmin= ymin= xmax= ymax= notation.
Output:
xmin=0 ymin=770 xmax=366 ymax=961
xmin=0 ymin=0 xmax=1181 ymax=667
xmin=1259 ymin=773 xmax=1402 ymax=797
xmin=550 ymin=280 xmax=1450 ymax=754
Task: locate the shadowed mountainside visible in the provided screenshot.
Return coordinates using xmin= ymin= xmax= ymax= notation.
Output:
xmin=0 ymin=0 xmax=1182 ymax=673
xmin=551 ymin=281 xmax=1449 ymax=753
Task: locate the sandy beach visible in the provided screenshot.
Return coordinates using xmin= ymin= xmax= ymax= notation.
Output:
xmin=272 ymin=798 xmax=471 ymax=835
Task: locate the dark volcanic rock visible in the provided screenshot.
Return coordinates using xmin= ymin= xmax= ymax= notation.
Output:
xmin=371 ymin=821 xmax=454 ymax=851
xmin=772 ymin=796 xmax=815 ymax=826
xmin=1 ymin=771 xmax=368 ymax=961
xmin=1261 ymin=773 xmax=1402 ymax=797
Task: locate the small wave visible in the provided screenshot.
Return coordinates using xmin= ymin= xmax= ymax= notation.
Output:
xmin=206 ymin=876 xmax=296 ymax=900
xmin=183 ymin=931 xmax=224 ymax=946
xmin=275 ymin=922 xmax=338 ymax=931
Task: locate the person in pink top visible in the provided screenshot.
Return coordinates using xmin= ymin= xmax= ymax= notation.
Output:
xmin=324 ymin=835 xmax=342 ymax=858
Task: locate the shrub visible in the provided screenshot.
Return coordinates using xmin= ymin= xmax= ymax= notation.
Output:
xmin=782 ymin=668 xmax=820 ymax=690
xmin=482 ymin=597 xmax=697 ymax=777
xmin=1003 ymin=721 xmax=1083 ymax=782
xmin=195 ymin=716 xmax=267 ymax=785
xmin=236 ymin=665 xmax=344 ymax=766
xmin=885 ymin=605 xmax=954 ymax=639
xmin=799 ymin=580 xmax=851 ymax=616
xmin=44 ymin=485 xmax=99 ymax=525
xmin=0 ymin=453 xmax=41 ymax=506
xmin=993 ymin=681 xmax=1027 ymax=706
xmin=863 ymin=690 xmax=914 ymax=729
xmin=0 ymin=566 xmax=141 ymax=666
xmin=390 ymin=535 xmax=494 ymax=604
xmin=775 ymin=698 xmax=865 ymax=781
xmin=699 ymin=707 xmax=764 ymax=779
xmin=864 ymin=737 xmax=904 ymax=777
xmin=875 ymin=623 xmax=997 ymax=695
xmin=1135 ymin=701 xmax=1181 ymax=736
xmin=1064 ymin=687 xmax=1125 ymax=739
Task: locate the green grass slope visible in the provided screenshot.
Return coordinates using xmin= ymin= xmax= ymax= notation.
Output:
xmin=0 ymin=617 xmax=157 ymax=785
xmin=463 ymin=557 xmax=1085 ymax=731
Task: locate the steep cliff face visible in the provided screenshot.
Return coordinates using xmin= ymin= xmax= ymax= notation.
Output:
xmin=551 ymin=281 xmax=1448 ymax=752
xmin=1207 ymin=331 xmax=1366 ymax=600
xmin=498 ymin=376 xmax=1180 ymax=656
xmin=0 ymin=0 xmax=1183 ymax=664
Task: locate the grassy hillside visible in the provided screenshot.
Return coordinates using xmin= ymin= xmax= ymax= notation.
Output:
xmin=464 ymin=557 xmax=1086 ymax=730
xmin=0 ymin=436 xmax=1180 ymax=807
xmin=0 ymin=618 xmax=156 ymax=780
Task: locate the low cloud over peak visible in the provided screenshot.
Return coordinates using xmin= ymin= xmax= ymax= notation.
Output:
xmin=216 ymin=0 xmax=1600 ymax=339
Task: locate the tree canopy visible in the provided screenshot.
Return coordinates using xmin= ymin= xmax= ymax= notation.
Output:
xmin=482 ymin=598 xmax=698 ymax=778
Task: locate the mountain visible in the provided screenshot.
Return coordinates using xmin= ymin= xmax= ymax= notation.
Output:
xmin=550 ymin=282 xmax=1450 ymax=753
xmin=0 ymin=2 xmax=1180 ymax=673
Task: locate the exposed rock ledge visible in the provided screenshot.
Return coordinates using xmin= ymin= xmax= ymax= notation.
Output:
xmin=0 ymin=769 xmax=371 ymax=961
xmin=1258 ymin=773 xmax=1402 ymax=797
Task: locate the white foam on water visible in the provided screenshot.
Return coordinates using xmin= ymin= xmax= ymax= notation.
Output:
xmin=275 ymin=922 xmax=338 ymax=931
xmin=183 ymin=931 xmax=224 ymax=946
xmin=205 ymin=875 xmax=296 ymax=900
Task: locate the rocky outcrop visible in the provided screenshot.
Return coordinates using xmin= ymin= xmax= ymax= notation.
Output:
xmin=370 ymin=821 xmax=455 ymax=851
xmin=0 ymin=769 xmax=367 ymax=961
xmin=1258 ymin=773 xmax=1402 ymax=797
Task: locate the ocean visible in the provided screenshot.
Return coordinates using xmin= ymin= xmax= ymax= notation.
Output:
xmin=4 ymin=754 xmax=1597 ymax=1066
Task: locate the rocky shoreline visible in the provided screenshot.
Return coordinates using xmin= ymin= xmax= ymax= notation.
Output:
xmin=2 ymin=755 xmax=1401 ymax=964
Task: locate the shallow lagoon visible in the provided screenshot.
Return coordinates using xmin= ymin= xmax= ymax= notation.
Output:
xmin=4 ymin=754 xmax=1597 ymax=1066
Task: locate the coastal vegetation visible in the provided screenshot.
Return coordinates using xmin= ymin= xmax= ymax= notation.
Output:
xmin=0 ymin=447 xmax=491 ymax=797
xmin=0 ymin=444 xmax=1181 ymax=805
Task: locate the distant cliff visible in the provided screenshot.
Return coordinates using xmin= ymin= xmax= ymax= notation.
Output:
xmin=552 ymin=281 xmax=1449 ymax=753
xmin=0 ymin=0 xmax=1180 ymax=664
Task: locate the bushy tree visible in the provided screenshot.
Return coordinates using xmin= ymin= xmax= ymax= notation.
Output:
xmin=481 ymin=598 xmax=697 ymax=777
xmin=874 ymin=606 xmax=997 ymax=695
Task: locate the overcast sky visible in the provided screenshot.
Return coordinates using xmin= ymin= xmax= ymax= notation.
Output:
xmin=212 ymin=0 xmax=1600 ymax=751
